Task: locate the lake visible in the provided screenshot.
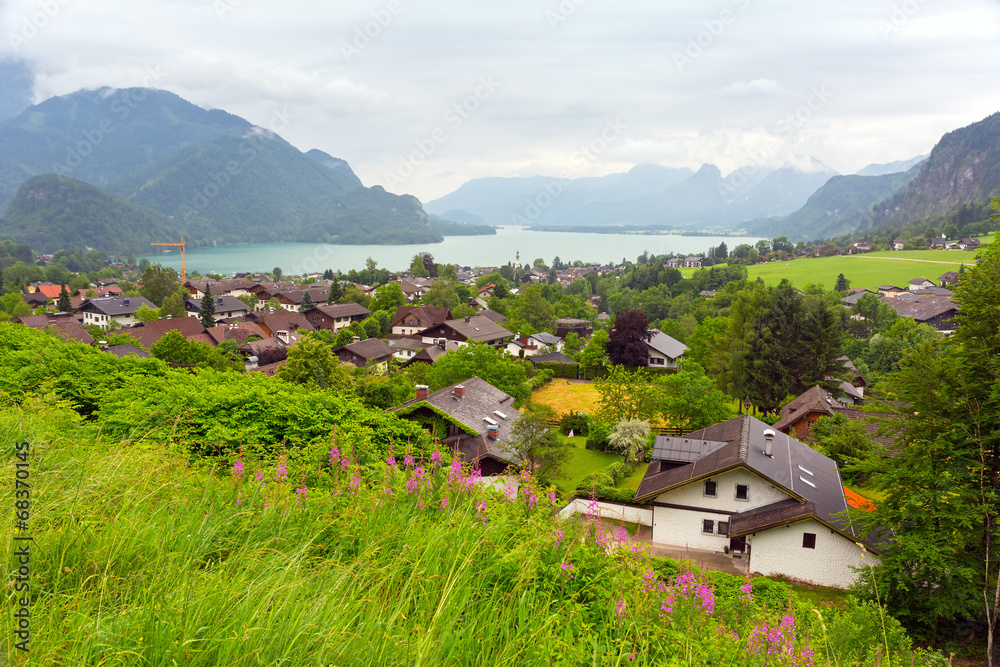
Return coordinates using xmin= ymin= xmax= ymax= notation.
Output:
xmin=137 ymin=227 xmax=762 ymax=276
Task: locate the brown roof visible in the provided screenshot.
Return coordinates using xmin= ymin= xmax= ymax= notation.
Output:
xmin=202 ymin=322 xmax=269 ymax=346
xmin=246 ymin=310 xmax=315 ymax=336
xmin=773 ymin=385 xmax=899 ymax=449
xmin=17 ymin=316 xmax=95 ymax=344
xmin=307 ymin=302 xmax=372 ymax=319
xmin=433 ymin=316 xmax=513 ymax=343
xmin=129 ymin=318 xmax=207 ymax=348
xmin=337 ymin=338 xmax=395 ymax=361
xmin=392 ymin=305 xmax=452 ymax=329
xmin=478 ymin=309 xmax=508 ymax=324
xmin=881 ymin=294 xmax=957 ymax=323
xmin=634 ymin=415 xmax=876 ymax=550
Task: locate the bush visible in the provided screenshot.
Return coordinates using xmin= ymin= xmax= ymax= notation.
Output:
xmin=585 ymin=422 xmax=612 ymax=451
xmin=526 ymin=368 xmax=554 ymax=390
xmin=823 ymin=597 xmax=914 ymax=666
xmin=559 ymin=410 xmax=590 ymax=436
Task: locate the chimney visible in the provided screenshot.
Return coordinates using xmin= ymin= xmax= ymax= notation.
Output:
xmin=454 ymin=384 xmax=466 ymax=398
xmin=98 ymin=340 xmax=108 ymax=352
xmin=465 ymin=316 xmax=471 ymax=323
xmin=276 ymin=330 xmax=290 ymax=344
xmin=763 ymin=429 xmax=775 ymax=457
xmin=487 ymin=424 xmax=499 ymax=440
xmin=123 ymin=298 xmax=129 ymax=306
xmin=416 ymin=385 xmax=430 ymax=400
xmin=353 ymin=336 xmax=361 ymax=344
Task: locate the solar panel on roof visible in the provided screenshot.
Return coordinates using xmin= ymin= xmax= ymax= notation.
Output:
xmin=652 ymin=437 xmax=728 ymax=463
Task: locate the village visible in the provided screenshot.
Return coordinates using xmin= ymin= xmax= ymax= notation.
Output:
xmin=3 ymin=233 xmax=982 ymax=598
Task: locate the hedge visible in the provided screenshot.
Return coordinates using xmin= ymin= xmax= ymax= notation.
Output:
xmin=531 ymin=361 xmax=580 ymax=379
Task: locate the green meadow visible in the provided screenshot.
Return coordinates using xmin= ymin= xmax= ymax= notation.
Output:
xmin=681 ymin=241 xmax=989 ymax=292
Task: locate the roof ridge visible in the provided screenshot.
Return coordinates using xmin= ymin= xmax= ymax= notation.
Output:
xmin=739 ymin=414 xmax=750 ymax=461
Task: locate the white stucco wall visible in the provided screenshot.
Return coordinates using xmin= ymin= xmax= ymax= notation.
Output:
xmin=558 ymin=499 xmax=653 ymax=526
xmin=651 ymin=468 xmax=793 ymax=551
xmin=748 ymin=519 xmax=879 ymax=589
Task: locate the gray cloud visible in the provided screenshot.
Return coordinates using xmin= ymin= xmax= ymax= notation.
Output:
xmin=1 ymin=0 xmax=998 ymax=200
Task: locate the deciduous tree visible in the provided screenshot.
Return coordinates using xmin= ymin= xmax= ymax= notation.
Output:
xmin=606 ymin=309 xmax=653 ymax=367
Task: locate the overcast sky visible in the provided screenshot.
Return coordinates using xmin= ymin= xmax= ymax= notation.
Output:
xmin=1 ymin=0 xmax=999 ymax=202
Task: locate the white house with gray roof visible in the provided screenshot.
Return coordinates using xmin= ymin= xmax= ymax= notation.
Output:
xmin=79 ymin=295 xmax=157 ymax=329
xmin=644 ymin=329 xmax=687 ymax=368
xmin=634 ymin=414 xmax=879 ymax=589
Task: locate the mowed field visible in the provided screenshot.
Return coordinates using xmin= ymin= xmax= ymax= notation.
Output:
xmin=678 ymin=239 xmax=990 ymax=292
xmin=532 ymin=379 xmax=601 ymax=414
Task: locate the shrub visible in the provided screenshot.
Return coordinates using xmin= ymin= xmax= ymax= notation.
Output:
xmin=585 ymin=422 xmax=612 ymax=451
xmin=559 ymin=410 xmax=590 ymax=435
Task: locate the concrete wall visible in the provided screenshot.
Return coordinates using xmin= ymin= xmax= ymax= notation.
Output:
xmin=748 ymin=519 xmax=878 ymax=589
xmin=558 ymin=498 xmax=653 ymax=526
xmin=651 ymin=468 xmax=792 ymax=551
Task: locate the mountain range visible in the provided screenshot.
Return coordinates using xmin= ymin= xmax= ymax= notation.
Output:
xmin=429 ymin=110 xmax=1000 ymax=242
xmin=0 ymin=86 xmax=997 ymax=252
xmin=0 ymin=88 xmax=470 ymax=254
xmin=425 ymin=159 xmax=838 ymax=230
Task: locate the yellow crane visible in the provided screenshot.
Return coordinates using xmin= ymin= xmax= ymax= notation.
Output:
xmin=150 ymin=237 xmax=186 ymax=282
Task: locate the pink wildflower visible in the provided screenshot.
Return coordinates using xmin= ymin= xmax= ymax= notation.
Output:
xmin=232 ymin=460 xmax=244 ymax=476
xmin=430 ymin=451 xmax=442 ymax=466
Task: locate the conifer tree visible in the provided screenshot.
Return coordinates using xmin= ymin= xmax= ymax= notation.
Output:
xmin=834 ymin=273 xmax=850 ymax=291
xmin=199 ymin=284 xmax=216 ymax=328
xmin=57 ymin=283 xmax=72 ymax=312
xmin=299 ymin=290 xmax=315 ymax=314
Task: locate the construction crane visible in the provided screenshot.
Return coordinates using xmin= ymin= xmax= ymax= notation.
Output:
xmin=150 ymin=237 xmax=186 ymax=282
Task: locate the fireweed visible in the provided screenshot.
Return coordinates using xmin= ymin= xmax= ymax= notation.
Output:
xmin=220 ymin=450 xmax=824 ymax=665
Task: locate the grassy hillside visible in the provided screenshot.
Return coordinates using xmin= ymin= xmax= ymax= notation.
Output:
xmin=0 ymin=324 xmax=944 ymax=665
xmin=2 ymin=399 xmax=934 ymax=666
xmin=1 ymin=174 xmax=184 ymax=256
xmin=680 ymin=249 xmax=983 ymax=291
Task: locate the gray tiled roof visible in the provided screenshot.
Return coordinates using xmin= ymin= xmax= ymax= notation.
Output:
xmin=81 ymin=295 xmax=157 ymax=316
xmin=645 ymin=329 xmax=688 ymax=360
xmin=389 ymin=377 xmax=522 ymax=453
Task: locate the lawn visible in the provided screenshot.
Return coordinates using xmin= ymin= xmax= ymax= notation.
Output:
xmin=532 ymin=379 xmax=601 ymax=415
xmin=555 ymin=434 xmax=623 ymax=494
xmin=790 ymin=583 xmax=850 ymax=610
xmin=676 ymin=245 xmax=986 ymax=292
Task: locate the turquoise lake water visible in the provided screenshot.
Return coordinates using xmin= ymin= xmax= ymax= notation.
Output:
xmin=138 ymin=227 xmax=761 ymax=276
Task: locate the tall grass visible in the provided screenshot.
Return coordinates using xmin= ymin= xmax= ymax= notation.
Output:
xmin=2 ymin=401 xmax=943 ymax=666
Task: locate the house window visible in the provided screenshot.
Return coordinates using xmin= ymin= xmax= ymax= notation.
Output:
xmin=802 ymin=532 xmax=816 ymax=549
xmin=704 ymin=480 xmax=717 ymax=498
xmin=717 ymin=521 xmax=729 ymax=536
xmin=649 ymin=357 xmax=664 ymax=365
xmin=735 ymin=484 xmax=749 ymax=501
xmin=702 ymin=519 xmax=715 ymax=535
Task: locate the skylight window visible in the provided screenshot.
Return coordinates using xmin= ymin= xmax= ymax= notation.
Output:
xmin=799 ymin=476 xmax=816 ymax=488
xmin=797 ymin=465 xmax=814 ymax=476
xmin=483 ymin=417 xmax=498 ymax=426
xmin=494 ymin=411 xmax=507 ymax=420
